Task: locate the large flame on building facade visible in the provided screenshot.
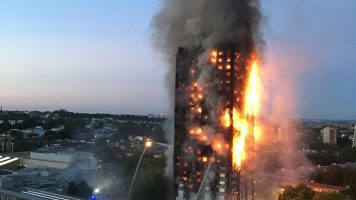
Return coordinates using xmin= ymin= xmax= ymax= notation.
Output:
xmin=213 ymin=50 xmax=261 ymax=171
xmin=174 ymin=46 xmax=262 ymax=200
xmin=231 ymin=59 xmax=260 ymax=171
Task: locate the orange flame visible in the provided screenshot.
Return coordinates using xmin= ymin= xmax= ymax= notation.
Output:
xmin=222 ymin=109 xmax=231 ymax=128
xmin=210 ymin=50 xmax=217 ymax=63
xmin=232 ymin=59 xmax=261 ymax=170
xmin=245 ymin=61 xmax=260 ymax=116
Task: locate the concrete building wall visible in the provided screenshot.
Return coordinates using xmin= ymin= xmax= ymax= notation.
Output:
xmin=30 ymin=152 xmax=73 ymax=163
xmin=23 ymin=159 xmax=69 ymax=169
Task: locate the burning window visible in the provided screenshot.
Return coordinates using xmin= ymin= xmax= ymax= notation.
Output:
xmin=210 ymin=50 xmax=217 ymax=63
xmin=197 ymin=107 xmax=202 ymax=113
xmin=196 ymin=128 xmax=202 ymax=134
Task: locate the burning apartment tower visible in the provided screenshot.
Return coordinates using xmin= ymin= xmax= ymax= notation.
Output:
xmin=174 ymin=45 xmax=259 ymax=200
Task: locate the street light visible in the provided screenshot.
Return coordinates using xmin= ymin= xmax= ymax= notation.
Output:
xmin=94 ymin=188 xmax=100 ymax=194
xmin=127 ymin=140 xmax=153 ymax=199
xmin=145 ymin=140 xmax=152 ymax=148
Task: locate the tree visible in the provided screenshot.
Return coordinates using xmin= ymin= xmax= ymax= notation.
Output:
xmin=67 ymin=181 xmax=79 ymax=196
xmin=279 ymin=184 xmax=314 ymax=200
xmin=0 ymin=121 xmax=12 ymax=132
xmin=313 ymin=192 xmax=350 ymax=200
xmin=312 ymin=166 xmax=345 ymax=186
xmin=67 ymin=181 xmax=93 ymax=199
xmin=77 ymin=180 xmax=93 ymax=198
xmin=131 ymin=170 xmax=169 ymax=200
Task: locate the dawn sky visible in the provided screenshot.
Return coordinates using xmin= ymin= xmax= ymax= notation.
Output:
xmin=1 ymin=0 xmax=356 ymax=119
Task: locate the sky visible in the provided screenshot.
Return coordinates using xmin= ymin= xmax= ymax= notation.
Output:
xmin=0 ymin=0 xmax=355 ymax=119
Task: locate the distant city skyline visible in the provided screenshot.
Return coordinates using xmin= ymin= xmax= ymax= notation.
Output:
xmin=1 ymin=0 xmax=356 ymax=119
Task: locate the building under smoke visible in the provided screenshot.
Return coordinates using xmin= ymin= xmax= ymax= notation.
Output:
xmin=151 ymin=0 xmax=263 ymax=199
xmin=174 ymin=46 xmax=258 ymax=200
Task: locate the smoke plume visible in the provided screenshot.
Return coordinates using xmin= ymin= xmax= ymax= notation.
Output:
xmin=152 ymin=0 xmax=263 ymax=62
xmin=152 ymin=0 xmax=311 ymax=199
xmin=152 ymin=0 xmax=264 ymax=173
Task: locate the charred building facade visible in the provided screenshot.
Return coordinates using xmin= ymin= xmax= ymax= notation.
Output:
xmin=174 ymin=46 xmax=256 ymax=200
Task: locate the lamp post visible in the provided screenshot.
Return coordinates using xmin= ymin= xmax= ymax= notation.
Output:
xmin=127 ymin=140 xmax=152 ymax=199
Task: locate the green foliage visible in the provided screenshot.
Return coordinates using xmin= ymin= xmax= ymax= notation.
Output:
xmin=126 ymin=155 xmax=169 ymax=200
xmin=0 ymin=111 xmax=29 ymax=121
xmin=16 ymin=116 xmax=43 ymax=129
xmin=337 ymin=137 xmax=352 ymax=149
xmin=306 ymin=148 xmax=356 ymax=165
xmin=13 ymin=140 xmax=42 ymax=152
xmin=309 ymin=140 xmax=330 ymax=152
xmin=44 ymin=118 xmax=66 ymax=130
xmin=312 ymin=166 xmax=345 ymax=186
xmin=52 ymin=110 xmax=164 ymax=122
xmin=0 ymin=121 xmax=12 ymax=132
xmin=279 ymin=185 xmax=352 ymax=200
xmin=131 ymin=167 xmax=169 ymax=200
xmin=111 ymin=121 xmax=166 ymax=143
xmin=313 ymin=192 xmax=349 ymax=200
xmin=43 ymin=118 xmax=86 ymax=140
xmin=311 ymin=166 xmax=356 ymax=198
xmin=279 ymin=184 xmax=314 ymax=200
xmin=67 ymin=180 xmax=93 ymax=199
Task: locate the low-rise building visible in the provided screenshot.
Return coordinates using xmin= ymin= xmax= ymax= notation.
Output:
xmin=0 ymin=188 xmax=84 ymax=200
xmin=306 ymin=181 xmax=348 ymax=193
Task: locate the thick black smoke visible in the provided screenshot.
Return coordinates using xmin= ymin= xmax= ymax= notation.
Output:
xmin=152 ymin=0 xmax=264 ymax=62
